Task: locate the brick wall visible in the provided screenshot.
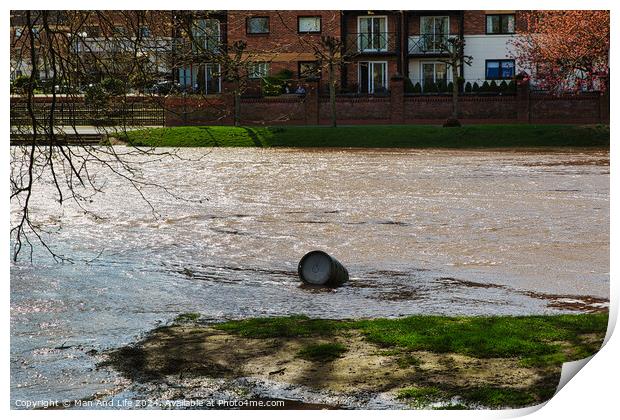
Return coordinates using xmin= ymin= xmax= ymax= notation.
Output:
xmin=463 ymin=10 xmax=531 ymax=35
xmin=404 ymin=96 xmax=517 ymax=122
xmin=12 ymin=84 xmax=606 ymax=128
xmin=227 ymin=11 xmax=340 ymax=63
xmin=162 ymin=84 xmax=608 ymax=126
xmin=529 ymin=94 xmax=603 ymax=124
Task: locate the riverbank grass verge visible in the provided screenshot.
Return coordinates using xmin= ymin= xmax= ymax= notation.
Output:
xmin=103 ymin=313 xmax=607 ymax=409
xmin=120 ymin=124 xmax=609 ymax=149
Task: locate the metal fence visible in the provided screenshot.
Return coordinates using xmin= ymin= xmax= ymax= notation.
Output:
xmin=10 ymin=100 xmax=165 ymax=127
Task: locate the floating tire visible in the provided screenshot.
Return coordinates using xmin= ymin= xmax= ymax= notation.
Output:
xmin=298 ymin=250 xmax=349 ymax=287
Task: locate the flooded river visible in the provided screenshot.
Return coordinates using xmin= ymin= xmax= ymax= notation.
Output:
xmin=10 ymin=147 xmax=609 ymax=407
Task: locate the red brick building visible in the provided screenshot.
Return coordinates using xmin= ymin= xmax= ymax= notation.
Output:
xmin=11 ymin=10 xmax=533 ymax=95
xmin=179 ymin=10 xmax=529 ymax=96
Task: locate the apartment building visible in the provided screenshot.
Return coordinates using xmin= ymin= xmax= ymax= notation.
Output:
xmin=340 ymin=10 xmax=525 ymax=93
xmin=179 ymin=10 xmax=525 ymax=94
xmin=11 ymin=10 xmax=526 ymax=95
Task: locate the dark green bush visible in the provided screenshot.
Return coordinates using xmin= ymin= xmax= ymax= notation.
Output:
xmin=404 ymin=78 xmax=415 ymax=93
xmin=480 ymin=81 xmax=490 ymax=92
xmin=275 ymin=68 xmax=294 ymax=79
xmin=508 ymin=80 xmax=516 ymax=92
xmin=262 ymin=76 xmax=286 ymax=96
xmin=413 ymin=82 xmax=422 ymax=94
xmin=101 ymin=77 xmax=127 ymax=96
xmin=424 ymin=81 xmax=438 ymax=93
xmin=465 ymin=82 xmax=473 ymax=93
xmin=84 ymin=84 xmax=107 ymax=106
xmin=12 ymin=75 xmax=37 ymax=93
xmin=489 ymin=80 xmax=499 ymax=92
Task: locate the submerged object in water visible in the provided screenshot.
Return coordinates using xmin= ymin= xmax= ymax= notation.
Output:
xmin=298 ymin=250 xmax=349 ymax=287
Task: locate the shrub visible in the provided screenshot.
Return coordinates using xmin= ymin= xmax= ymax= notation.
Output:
xmin=480 ymin=81 xmax=490 ymax=92
xmin=12 ymin=75 xmax=37 ymax=93
xmin=404 ymin=78 xmax=415 ymax=93
xmin=499 ymin=80 xmax=508 ymax=93
xmin=443 ymin=118 xmax=462 ymax=127
xmin=489 ymin=80 xmax=499 ymax=92
xmin=274 ymin=68 xmax=294 ymax=80
xmin=101 ymin=77 xmax=127 ymax=96
xmin=84 ymin=84 xmax=107 ymax=107
xmin=447 ymin=82 xmax=454 ymax=93
xmin=465 ymin=82 xmax=472 ymax=93
xmin=413 ymin=82 xmax=422 ymax=94
xmin=262 ymin=76 xmax=286 ymax=96
xmin=436 ymin=80 xmax=447 ymax=92
xmin=508 ymin=80 xmax=516 ymax=92
xmin=423 ymin=81 xmax=437 ymax=93
xmin=472 ymin=82 xmax=480 ymax=93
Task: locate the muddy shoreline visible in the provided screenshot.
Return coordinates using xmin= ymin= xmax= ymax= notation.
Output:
xmin=96 ymin=313 xmax=607 ymax=410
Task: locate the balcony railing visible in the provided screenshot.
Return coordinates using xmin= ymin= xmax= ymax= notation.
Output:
xmin=408 ymin=34 xmax=457 ymax=55
xmin=74 ymin=36 xmax=174 ymax=54
xmin=346 ymin=32 xmax=397 ymax=54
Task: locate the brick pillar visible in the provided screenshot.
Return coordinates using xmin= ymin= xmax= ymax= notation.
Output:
xmin=390 ymin=74 xmax=405 ymax=124
xmin=305 ymin=78 xmax=320 ymax=126
xmin=600 ymin=89 xmax=610 ymax=124
xmin=516 ymin=79 xmax=530 ymax=123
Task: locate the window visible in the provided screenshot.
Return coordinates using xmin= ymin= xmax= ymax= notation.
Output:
xmin=358 ymin=16 xmax=388 ymax=52
xmin=422 ymin=62 xmax=448 ymax=90
xmin=192 ymin=19 xmax=220 ymax=52
xmin=298 ymin=16 xmax=321 ymax=33
xmin=485 ymin=59 xmax=515 ymax=79
xmin=247 ymin=17 xmax=269 ymax=34
xmin=178 ymin=66 xmax=194 ymax=89
xmin=420 ymin=16 xmax=449 ymax=52
xmin=203 ymin=64 xmax=221 ymax=94
xmin=359 ymin=61 xmax=388 ymax=94
xmin=298 ymin=61 xmax=321 ymax=79
xmin=486 ymin=14 xmax=515 ymax=34
xmin=249 ymin=62 xmax=269 ymax=79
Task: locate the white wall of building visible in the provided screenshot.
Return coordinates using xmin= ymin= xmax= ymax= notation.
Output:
xmin=407 ymin=34 xmax=524 ymax=86
xmin=463 ymin=34 xmax=519 ymax=81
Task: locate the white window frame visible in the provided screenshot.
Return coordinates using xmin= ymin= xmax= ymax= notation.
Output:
xmin=192 ymin=18 xmax=220 ymax=53
xmin=358 ymin=61 xmax=388 ymax=94
xmin=298 ymin=16 xmax=321 ymax=33
xmin=420 ymin=61 xmax=451 ymax=91
xmin=357 ymin=15 xmax=388 ymax=52
xmin=249 ymin=62 xmax=270 ymax=79
xmin=205 ymin=63 xmax=222 ymax=94
xmin=420 ymin=16 xmax=450 ymax=52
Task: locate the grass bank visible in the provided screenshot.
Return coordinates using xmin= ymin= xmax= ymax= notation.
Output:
xmin=120 ymin=124 xmax=609 ymax=148
xmin=104 ymin=313 xmax=607 ymax=409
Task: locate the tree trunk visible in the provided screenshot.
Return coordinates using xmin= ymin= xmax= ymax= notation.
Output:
xmin=234 ymin=89 xmax=241 ymax=127
xmin=451 ymin=64 xmax=459 ymax=120
xmin=329 ymin=61 xmax=337 ymax=128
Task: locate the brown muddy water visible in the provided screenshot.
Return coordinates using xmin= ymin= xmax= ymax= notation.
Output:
xmin=10 ymin=147 xmax=609 ymax=408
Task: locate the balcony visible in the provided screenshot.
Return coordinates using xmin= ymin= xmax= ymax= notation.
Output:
xmin=346 ymin=32 xmax=397 ymax=55
xmin=408 ymin=34 xmax=457 ymax=56
xmin=74 ymin=36 xmax=174 ymax=54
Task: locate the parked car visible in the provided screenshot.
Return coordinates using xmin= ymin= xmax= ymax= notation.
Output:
xmin=145 ymin=81 xmax=182 ymax=95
